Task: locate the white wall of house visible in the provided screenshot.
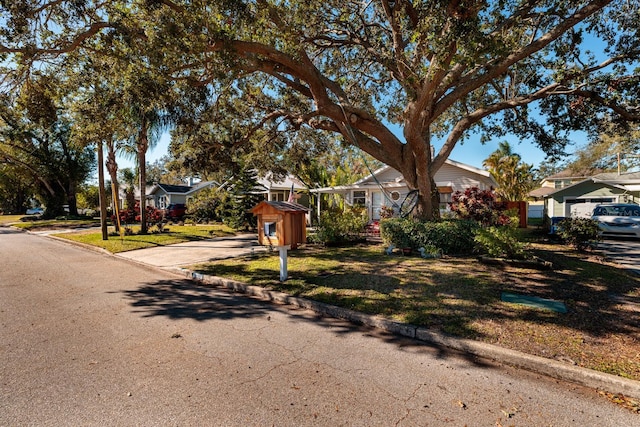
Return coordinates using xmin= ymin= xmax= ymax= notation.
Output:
xmin=435 ymin=162 xmax=493 ymax=191
xmin=314 ymin=161 xmax=495 ymax=221
xmin=347 ymin=187 xmax=411 ymax=220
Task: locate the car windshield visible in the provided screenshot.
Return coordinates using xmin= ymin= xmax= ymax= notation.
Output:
xmin=593 ymin=205 xmax=640 ymax=216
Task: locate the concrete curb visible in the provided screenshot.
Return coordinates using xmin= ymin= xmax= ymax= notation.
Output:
xmin=177 ymin=267 xmax=640 ymax=400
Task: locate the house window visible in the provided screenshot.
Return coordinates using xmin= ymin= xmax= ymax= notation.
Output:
xmin=438 ymin=186 xmax=453 ymax=210
xmin=158 ymin=196 xmax=168 ymax=209
xmin=554 ymin=180 xmax=572 ymax=189
xmin=439 ymin=192 xmax=452 ymax=210
xmin=390 ymin=191 xmax=401 ymax=201
xmin=271 ymin=191 xmax=286 ymax=202
xmin=353 ymin=190 xmax=366 ymax=206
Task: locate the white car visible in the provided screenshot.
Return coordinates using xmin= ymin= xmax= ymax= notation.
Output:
xmin=592 ymin=203 xmax=640 ymax=238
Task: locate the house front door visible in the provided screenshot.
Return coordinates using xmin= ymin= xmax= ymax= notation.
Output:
xmin=372 ymin=191 xmax=383 ymax=220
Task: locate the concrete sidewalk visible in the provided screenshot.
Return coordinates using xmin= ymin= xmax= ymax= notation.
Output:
xmin=116 ymin=233 xmax=267 ymax=267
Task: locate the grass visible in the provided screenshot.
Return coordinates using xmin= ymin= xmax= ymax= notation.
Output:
xmin=13 ymin=218 xmax=100 ymax=230
xmin=1 ymin=215 xmax=236 ymax=253
xmin=0 ymin=215 xmax=26 ymax=225
xmin=190 ymin=235 xmax=640 ymax=382
xmin=1 ymin=213 xmax=99 ymax=229
xmin=55 ymin=223 xmax=235 ymax=253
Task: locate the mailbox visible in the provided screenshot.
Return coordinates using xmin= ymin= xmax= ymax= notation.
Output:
xmin=251 ymin=201 xmax=308 ymax=249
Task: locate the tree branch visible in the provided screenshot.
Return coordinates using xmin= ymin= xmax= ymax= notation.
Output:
xmin=433 ymin=83 xmax=563 ymax=171
xmin=433 ymin=0 xmax=613 ymax=119
xmin=0 ymin=22 xmax=112 ymax=56
xmin=573 ymin=89 xmax=640 ymax=121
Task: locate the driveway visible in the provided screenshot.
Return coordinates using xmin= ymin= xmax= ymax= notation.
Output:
xmin=597 ymin=238 xmax=640 ymax=274
xmin=116 ymin=233 xmax=267 ymax=267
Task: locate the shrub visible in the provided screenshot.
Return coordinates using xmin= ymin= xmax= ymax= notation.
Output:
xmin=136 ymin=206 xmax=164 ymax=230
xmin=380 ymin=218 xmax=479 ymax=255
xmin=379 ymin=205 xmax=395 ymax=219
xmin=449 ymin=187 xmax=510 ymax=226
xmin=187 ymin=187 xmax=222 ymax=223
xmin=112 ymin=208 xmax=136 ymax=224
xmin=557 ymin=217 xmax=601 ymax=251
xmin=378 ymin=217 xmax=409 ymax=247
xmin=473 ymin=226 xmax=528 ymax=259
xmin=218 ymin=170 xmax=263 ymax=231
xmin=312 ymin=207 xmax=368 ymax=246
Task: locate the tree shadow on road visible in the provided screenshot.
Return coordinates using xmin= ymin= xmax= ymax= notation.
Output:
xmin=120 ymin=277 xmax=492 ymax=368
xmin=122 ymin=279 xmax=275 ymax=321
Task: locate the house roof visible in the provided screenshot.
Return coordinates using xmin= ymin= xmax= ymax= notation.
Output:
xmin=592 ymin=171 xmax=640 ymax=182
xmin=353 ymin=160 xmax=490 ymax=186
xmin=540 ymin=178 xmax=631 ymax=198
xmin=257 ymin=173 xmax=306 ymax=191
xmin=157 ymin=183 xmax=192 ymax=194
xmin=310 ymin=182 xmax=406 ymax=194
xmin=545 ymin=171 xmax=590 ymax=180
xmin=531 ymin=170 xmax=640 ymax=199
xmin=444 ymin=158 xmax=493 ymax=177
xmin=312 ymin=159 xmax=492 ymax=193
xmin=528 ymin=187 xmax=555 ymax=198
xmin=147 ymin=181 xmax=219 ymax=197
xmin=189 ymin=180 xmax=220 ymax=192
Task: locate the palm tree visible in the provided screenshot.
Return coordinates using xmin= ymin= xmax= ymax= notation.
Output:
xmin=118 ymin=106 xmax=171 ymax=234
xmin=483 ymin=142 xmax=534 ymax=201
xmin=119 ymin=167 xmax=137 ymax=210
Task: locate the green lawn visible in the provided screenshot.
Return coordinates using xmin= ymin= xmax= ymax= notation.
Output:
xmin=0 ymin=215 xmax=26 ymax=225
xmin=55 ymin=223 xmax=235 ymax=253
xmin=11 ymin=218 xmax=100 ymax=230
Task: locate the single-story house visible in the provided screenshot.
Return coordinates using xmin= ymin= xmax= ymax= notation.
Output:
xmin=147 ymin=181 xmax=219 ymax=209
xmin=533 ymin=171 xmax=640 ymax=219
xmin=310 ymin=159 xmax=497 ymax=221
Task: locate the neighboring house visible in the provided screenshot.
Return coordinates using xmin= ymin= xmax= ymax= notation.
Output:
xmin=147 ymin=181 xmax=218 ymax=209
xmin=531 ymin=171 xmax=640 ymax=219
xmin=528 ymin=170 xmax=594 ymax=219
xmin=528 ymin=170 xmax=594 ymax=202
xmin=256 ymin=173 xmax=309 ymax=206
xmin=311 ymin=159 xmax=497 ymax=221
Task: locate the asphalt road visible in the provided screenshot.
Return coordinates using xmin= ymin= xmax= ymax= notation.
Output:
xmin=1 ymin=227 xmax=638 ymax=426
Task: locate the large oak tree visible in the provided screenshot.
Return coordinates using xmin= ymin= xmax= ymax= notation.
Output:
xmin=0 ymin=76 xmax=95 ymax=217
xmin=2 ymin=0 xmax=639 ymax=218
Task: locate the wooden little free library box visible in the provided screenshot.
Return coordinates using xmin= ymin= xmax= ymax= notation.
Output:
xmin=251 ymin=201 xmax=308 ymax=249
